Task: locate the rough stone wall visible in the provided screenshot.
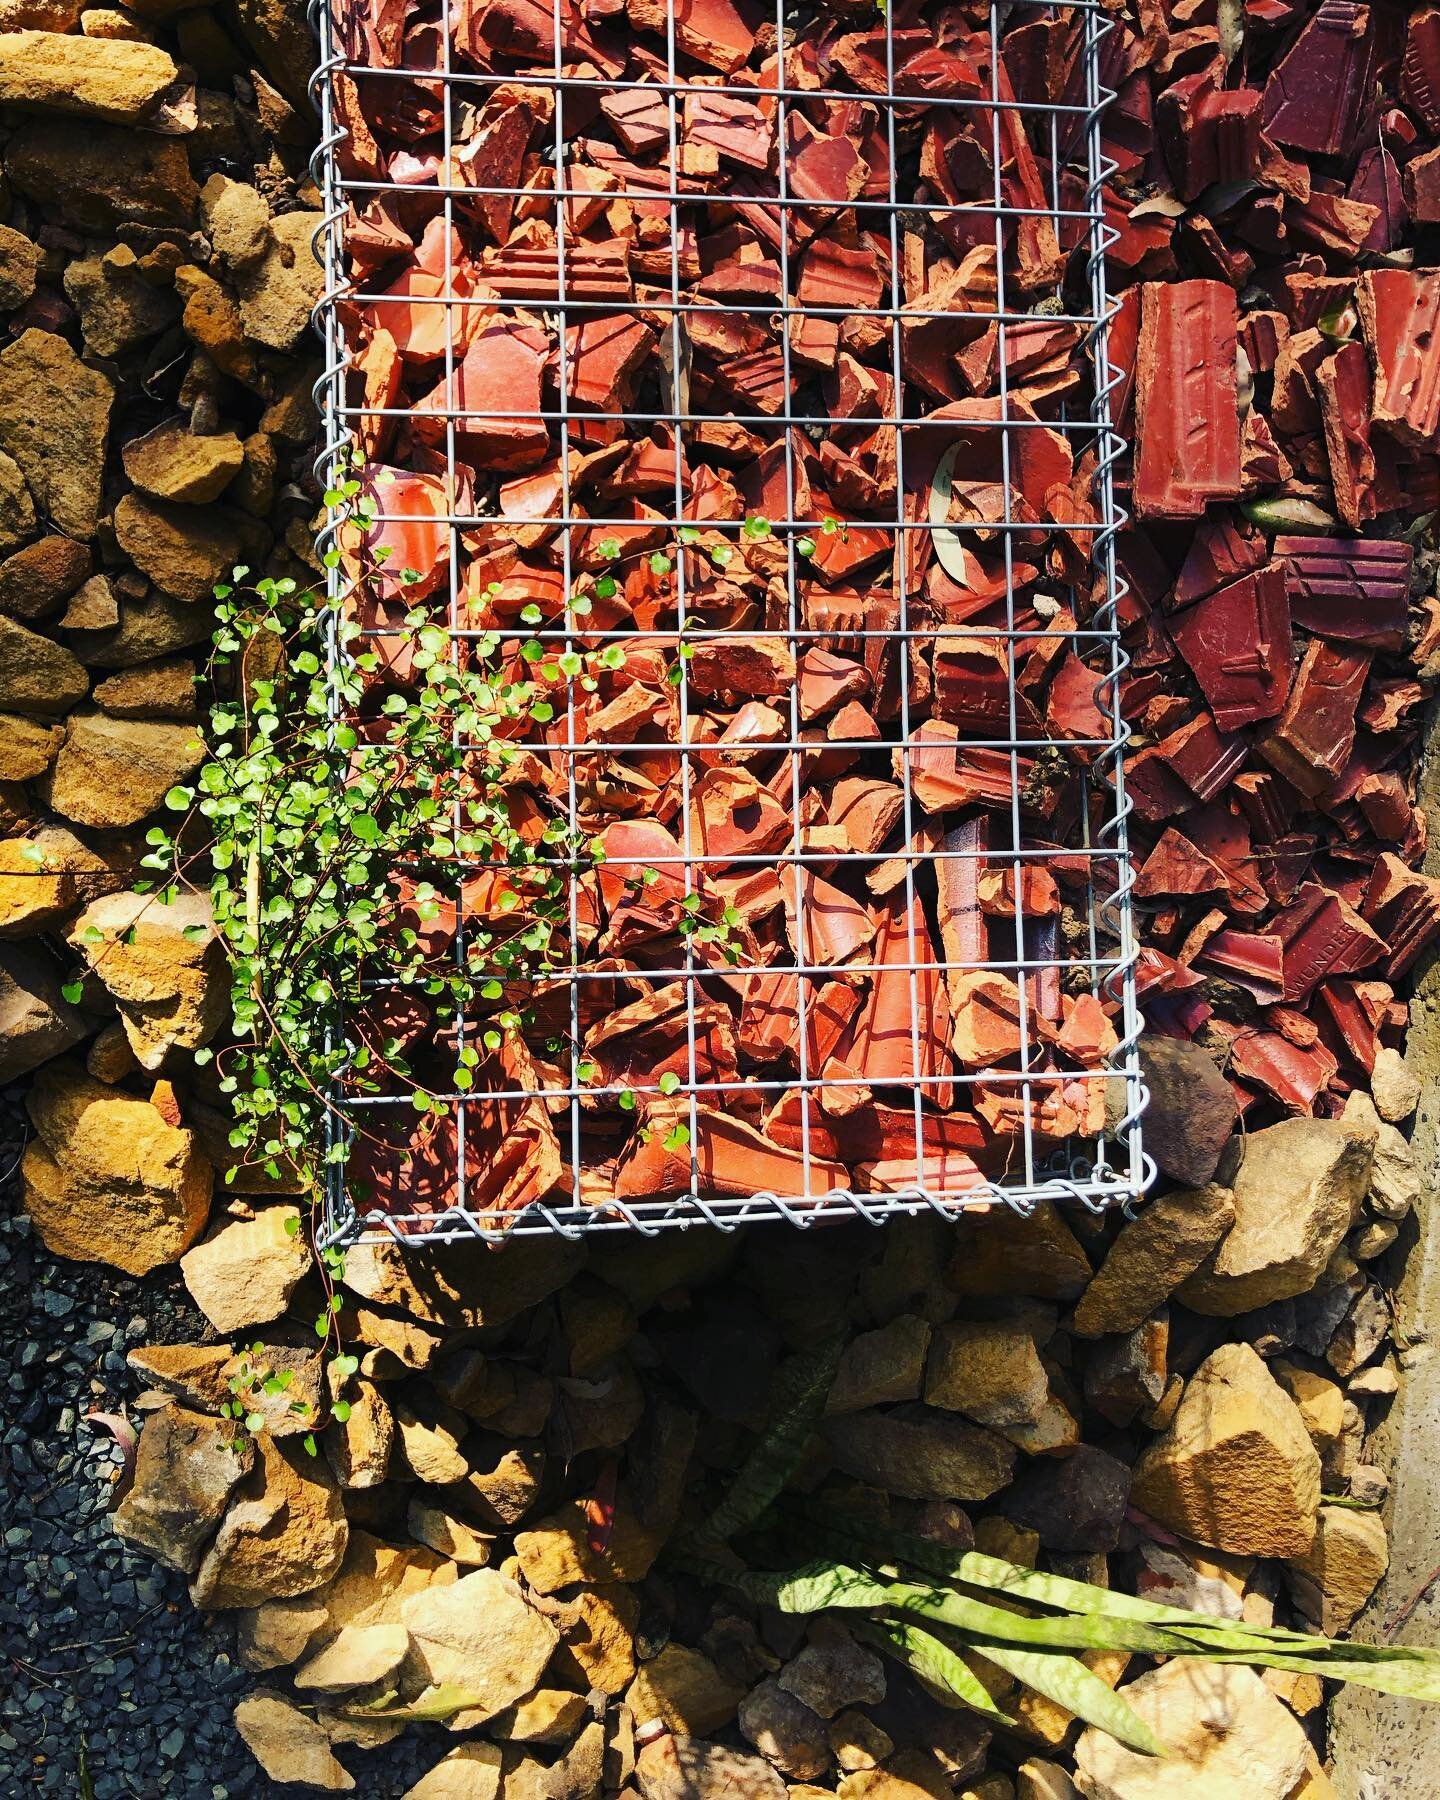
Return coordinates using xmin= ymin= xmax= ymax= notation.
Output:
xmin=0 ymin=11 xmax=322 ymax=1216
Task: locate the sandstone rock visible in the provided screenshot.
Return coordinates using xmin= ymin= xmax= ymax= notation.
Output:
xmin=233 ymin=1690 xmax=354 ymax=1790
xmin=0 ymin=224 xmax=41 ymax=312
xmin=234 ymin=211 xmax=325 ymax=351
xmin=924 ymin=1318 xmax=1077 ymax=1453
xmin=493 ymin=1688 xmax=587 ymax=1744
xmin=501 ymin=1721 xmax=604 ymax=1800
xmin=407 ymin=1499 xmax=492 ymax=1565
xmin=0 ymin=449 xmax=36 ymax=555
xmin=838 ymin=1767 xmax=954 ymax=1800
xmin=1351 ymin=1217 xmax=1400 ymax=1261
xmin=0 ymin=534 xmax=90 ymax=621
xmin=828 ymin=1314 xmax=931 ymax=1413
xmin=513 ymin=1493 xmax=664 ymax=1592
xmin=1017 ymin=1763 xmax=1078 ymax=1800
xmin=68 ymin=888 xmax=225 ymax=1068
xmin=1004 ymin=1443 xmax=1133 ymax=1553
xmin=222 ymin=1343 xmax=324 ymax=1441
xmin=127 ymin=1341 xmax=233 ymax=1411
xmin=235 ymin=1591 xmax=331 ymax=1671
xmin=325 ymin=1377 xmax=394 ymax=1490
xmin=295 ymin=1621 xmax=411 ymax=1693
xmin=551 ymin=1584 xmax=637 ymax=1694
xmin=70 ymin=592 xmax=212 ymax=669
xmin=0 ymin=613 xmax=88 ymax=714
xmin=65 ymin=246 xmax=180 ymax=357
xmin=0 ymin=31 xmax=177 ymax=120
xmin=1271 ymin=1361 xmax=1344 ymax=1458
xmin=302 ymin=1529 xmax=458 ymax=1644
xmin=200 ymin=173 xmax=272 ymax=269
xmin=0 ymin=941 xmax=86 ymax=1080
xmin=627 ymin=1642 xmax=744 ymax=1735
xmin=84 ymin=14 xmax=158 ymax=46
xmin=457 ymin=1442 xmax=545 ymax=1527
xmin=229 ymin=0 xmax=314 ymax=107
xmin=0 ymin=824 xmax=120 ymax=936
xmin=1083 ymin=1313 xmax=1169 ymax=1428
xmin=49 ymin=711 xmax=205 ymax=829
xmin=191 ymin=1433 xmax=348 ymax=1609
xmin=778 ymin=1630 xmax=886 ymax=1719
xmin=1132 ymin=1342 xmax=1320 ymax=1557
xmin=829 ymin=1710 xmax=893 ymax=1771
xmin=636 ymin=1736 xmax=788 ymax=1800
xmin=6 ymin=118 xmax=197 ymax=231
xmin=112 ymin=1403 xmax=250 ymax=1573
xmin=123 ymin=418 xmax=246 ymax=506
xmin=1178 ymin=1119 xmax=1374 ymax=1316
xmin=400 ymin=1569 xmax=559 ymax=1720
xmin=393 ymin=1397 xmax=469 ymax=1484
xmin=402 ymin=1745 xmax=503 ymax=1800
xmin=1286 ymin=1503 xmax=1388 ymax=1634
xmin=22 ymin=1060 xmax=211 ymax=1275
xmin=92 ymin=656 xmax=196 ymax=719
xmin=0 ymin=330 xmax=113 ymax=537
xmin=948 ymin=1203 xmax=1091 ymax=1301
xmin=60 ymin=574 xmax=118 ymax=633
xmin=1366 ymin=1118 xmax=1421 ymax=1220
xmin=113 ymin=492 xmax=256 ymax=601
xmin=823 ymin=1404 xmax=1016 ymax=1501
xmin=180 ymin=1204 xmax=311 ymax=1333
xmin=739 ymin=1675 xmax=832 ymax=1780
xmin=177 ymin=266 xmax=257 ymax=382
xmin=232 ymin=429 xmax=277 ymax=516
xmin=1327 ymin=1279 xmax=1390 ymax=1377
xmin=1370 ymin=1046 xmax=1420 ymax=1122
xmin=1073 ymin=1661 xmax=1312 ymax=1799
xmin=1074 ymin=1184 xmax=1236 ymax=1337
xmin=342 ymin=1236 xmax=584 ymax=1331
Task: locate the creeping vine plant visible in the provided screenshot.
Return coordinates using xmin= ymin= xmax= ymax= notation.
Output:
xmin=135 ymin=455 xmax=744 ymax=1393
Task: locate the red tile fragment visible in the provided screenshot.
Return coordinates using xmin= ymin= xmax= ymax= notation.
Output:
xmin=1276 ymin=535 xmax=1412 ymax=650
xmin=1259 ymin=640 xmax=1371 ymax=797
xmin=1133 ymin=281 xmax=1242 ymax=520
xmin=1315 ymin=341 xmax=1377 ymax=529
xmin=1273 ymin=883 xmax=1387 ymax=1002
xmin=1262 ymin=1 xmax=1375 ymax=157
xmin=1168 ymin=565 xmax=1292 ymax=730
xmin=1363 ymin=854 xmax=1440 ymax=979
xmin=1356 ymin=269 xmax=1440 ymax=449
xmin=1402 ymin=5 xmax=1440 ymax=135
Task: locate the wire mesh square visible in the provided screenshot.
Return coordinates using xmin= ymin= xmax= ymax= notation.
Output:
xmin=309 ymin=0 xmax=1149 ymax=1244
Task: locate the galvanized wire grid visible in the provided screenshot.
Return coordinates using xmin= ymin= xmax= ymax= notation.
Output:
xmin=309 ymin=0 xmax=1151 ymax=1244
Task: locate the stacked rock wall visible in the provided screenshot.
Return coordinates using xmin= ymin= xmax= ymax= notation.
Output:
xmin=0 ymin=11 xmax=322 ymax=1266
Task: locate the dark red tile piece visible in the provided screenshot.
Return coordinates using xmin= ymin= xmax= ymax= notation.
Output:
xmin=1275 ymin=535 xmax=1412 ymax=649
xmin=1168 ymin=565 xmax=1293 ymax=730
xmin=1133 ymin=281 xmax=1243 ymax=521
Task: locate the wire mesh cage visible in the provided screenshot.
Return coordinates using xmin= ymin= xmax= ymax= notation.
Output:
xmin=308 ymin=0 xmax=1150 ymax=1244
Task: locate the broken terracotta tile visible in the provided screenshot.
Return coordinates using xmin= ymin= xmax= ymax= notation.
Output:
xmin=1133 ymin=280 xmax=1242 ymax=520
xmin=1168 ymin=564 xmax=1292 ymax=730
xmin=1276 ymin=534 xmax=1411 ymax=649
xmin=1259 ymin=639 xmax=1371 ymax=797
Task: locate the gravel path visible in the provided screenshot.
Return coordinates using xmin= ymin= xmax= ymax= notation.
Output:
xmin=0 ymin=1086 xmax=434 ymax=1800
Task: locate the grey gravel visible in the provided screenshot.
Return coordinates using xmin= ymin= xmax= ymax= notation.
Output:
xmin=0 ymin=1086 xmax=436 ymax=1798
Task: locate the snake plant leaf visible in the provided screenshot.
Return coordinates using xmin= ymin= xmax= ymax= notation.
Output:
xmin=969 ymin=1642 xmax=1170 ymax=1759
xmin=699 ymin=1332 xmax=842 ymax=1545
xmin=675 ymin=1555 xmax=896 ymax=1615
xmin=1202 ymin=1651 xmax=1440 ymax=1704
xmin=791 ymin=1506 xmax=1320 ymax=1646
xmin=861 ymin=1616 xmax=1015 ymax=1724
xmin=336 ymin=1683 xmax=483 ymax=1722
